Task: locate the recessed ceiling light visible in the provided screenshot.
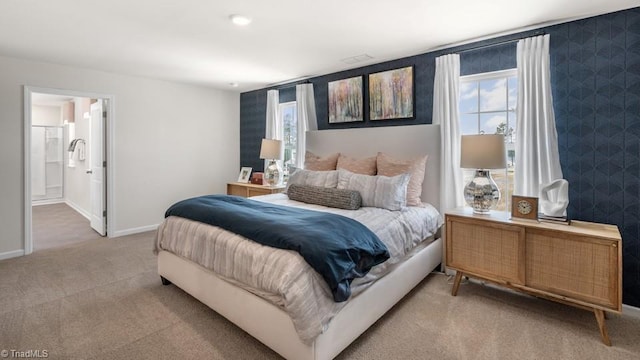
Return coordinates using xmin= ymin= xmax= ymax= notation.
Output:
xmin=229 ymin=82 xmax=239 ymax=87
xmin=230 ymin=14 xmax=252 ymax=26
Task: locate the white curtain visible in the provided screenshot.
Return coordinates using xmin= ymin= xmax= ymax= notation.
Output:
xmin=265 ymin=89 xmax=282 ymax=140
xmin=432 ymin=54 xmax=464 ymax=212
xmin=295 ymin=83 xmax=318 ymax=168
xmin=515 ymin=34 xmax=563 ymax=197
xmin=265 ymin=89 xmax=283 ymax=170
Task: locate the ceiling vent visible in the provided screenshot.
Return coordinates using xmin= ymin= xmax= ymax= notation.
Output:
xmin=340 ymin=54 xmax=373 ymax=64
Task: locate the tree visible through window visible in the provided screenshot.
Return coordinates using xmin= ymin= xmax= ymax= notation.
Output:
xmin=279 ymin=101 xmax=297 ymax=175
xmin=459 ymin=69 xmax=517 ymax=211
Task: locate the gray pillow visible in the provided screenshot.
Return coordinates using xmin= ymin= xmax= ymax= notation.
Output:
xmin=287 ymin=184 xmax=362 ymax=210
xmin=286 ymin=169 xmax=339 ymax=192
xmin=337 ymin=169 xmax=410 ymax=211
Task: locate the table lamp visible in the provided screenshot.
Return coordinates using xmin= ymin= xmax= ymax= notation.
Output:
xmin=259 ymin=138 xmax=284 ymax=186
xmin=460 ymin=134 xmax=507 ymax=214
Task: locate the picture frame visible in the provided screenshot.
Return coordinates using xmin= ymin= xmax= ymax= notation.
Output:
xmin=237 ymin=167 xmax=252 ymax=183
xmin=511 ymin=195 xmax=539 ymax=221
xmin=328 ymin=76 xmax=364 ymax=123
xmin=368 ymin=65 xmax=415 ymax=121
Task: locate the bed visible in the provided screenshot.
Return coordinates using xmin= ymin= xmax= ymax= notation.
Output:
xmin=156 ymin=124 xmax=442 ymax=360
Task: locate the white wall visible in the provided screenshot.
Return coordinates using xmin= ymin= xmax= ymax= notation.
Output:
xmin=32 ymin=105 xmax=62 ymax=126
xmin=0 ymin=55 xmax=240 ymax=256
xmin=64 ymin=98 xmax=91 ymax=217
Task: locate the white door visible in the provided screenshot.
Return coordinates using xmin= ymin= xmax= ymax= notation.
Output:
xmin=89 ymin=100 xmax=106 ymax=236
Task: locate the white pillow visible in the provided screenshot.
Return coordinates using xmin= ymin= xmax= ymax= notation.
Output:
xmin=376 ymin=152 xmax=428 ymax=206
xmin=286 ymin=169 xmax=338 ymax=191
xmin=336 ymin=169 xmax=409 ymax=211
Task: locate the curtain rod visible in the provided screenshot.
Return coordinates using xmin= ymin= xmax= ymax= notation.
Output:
xmin=456 ymin=31 xmax=546 ymax=54
xmin=269 ymin=79 xmax=312 ymax=91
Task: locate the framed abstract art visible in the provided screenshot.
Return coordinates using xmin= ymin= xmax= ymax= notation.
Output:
xmin=328 ymin=76 xmax=364 ymax=123
xmin=368 ymin=66 xmax=414 ymax=121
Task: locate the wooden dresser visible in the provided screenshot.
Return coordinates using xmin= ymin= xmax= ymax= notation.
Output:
xmin=445 ymin=208 xmax=622 ymax=345
xmin=226 ymin=182 xmax=285 ymax=198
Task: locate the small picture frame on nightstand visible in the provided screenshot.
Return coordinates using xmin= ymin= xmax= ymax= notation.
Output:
xmin=237 ymin=167 xmax=252 ymax=183
xmin=511 ymin=195 xmax=538 ymax=220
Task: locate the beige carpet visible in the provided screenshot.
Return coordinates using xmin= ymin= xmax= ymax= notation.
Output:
xmin=1 ymin=231 xmax=639 ymax=360
xmin=32 ymin=203 xmax=102 ymax=251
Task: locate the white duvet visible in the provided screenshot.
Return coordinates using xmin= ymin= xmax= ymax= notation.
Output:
xmin=155 ymin=193 xmax=442 ymax=343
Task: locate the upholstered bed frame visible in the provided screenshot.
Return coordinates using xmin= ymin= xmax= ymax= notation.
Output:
xmin=157 ymin=124 xmax=442 ymax=360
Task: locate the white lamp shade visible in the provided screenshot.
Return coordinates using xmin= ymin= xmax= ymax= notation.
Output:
xmin=259 ymin=138 xmax=284 ymax=160
xmin=460 ymin=134 xmax=507 ymax=169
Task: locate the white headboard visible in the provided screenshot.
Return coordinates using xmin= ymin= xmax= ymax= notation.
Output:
xmin=306 ymin=124 xmax=441 ymax=210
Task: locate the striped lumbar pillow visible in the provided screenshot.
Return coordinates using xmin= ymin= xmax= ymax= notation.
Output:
xmin=287 ymin=184 xmax=362 ymax=210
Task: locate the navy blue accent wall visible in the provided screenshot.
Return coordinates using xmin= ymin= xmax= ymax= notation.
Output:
xmin=280 ymin=87 xmax=296 ymax=103
xmin=240 ymin=7 xmax=640 ymax=306
xmin=460 ymin=42 xmax=517 ymax=75
xmin=239 ymin=91 xmax=267 ymax=172
xmin=545 ymin=8 xmax=640 ymax=307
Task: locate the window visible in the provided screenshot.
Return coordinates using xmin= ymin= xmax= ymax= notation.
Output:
xmin=279 ymin=101 xmax=297 ymax=172
xmin=459 ymin=69 xmax=517 ymax=211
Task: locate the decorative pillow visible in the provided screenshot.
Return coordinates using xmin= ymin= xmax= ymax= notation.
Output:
xmin=305 ymin=151 xmax=339 ymax=171
xmin=376 ymin=152 xmax=428 ymax=206
xmin=286 ymin=169 xmax=339 ymax=192
xmin=337 ymin=169 xmax=409 ymax=211
xmin=287 ymin=184 xmax=362 ymax=210
xmin=336 ymin=154 xmax=377 ymax=175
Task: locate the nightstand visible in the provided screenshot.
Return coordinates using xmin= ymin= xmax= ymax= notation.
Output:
xmin=227 ymin=182 xmax=286 ymax=198
xmin=445 ymin=207 xmax=622 ymax=346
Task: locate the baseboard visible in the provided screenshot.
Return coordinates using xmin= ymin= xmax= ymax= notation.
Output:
xmin=110 ymin=224 xmax=159 ymax=238
xmin=64 ymin=200 xmax=91 ymax=221
xmin=32 ymin=198 xmax=65 ymax=206
xmin=0 ymin=249 xmax=25 ymax=261
xmin=623 ymin=304 xmax=640 ymax=319
xmin=1 ymin=224 xmax=158 ymax=259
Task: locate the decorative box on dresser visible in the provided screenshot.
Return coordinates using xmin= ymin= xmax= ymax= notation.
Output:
xmin=445 ymin=207 xmax=622 ymax=346
xmin=226 ymin=182 xmax=285 ymax=198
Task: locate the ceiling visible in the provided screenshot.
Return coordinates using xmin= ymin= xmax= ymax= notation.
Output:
xmin=0 ymin=1 xmax=637 ymax=92
xmin=31 ymin=93 xmax=74 ymax=107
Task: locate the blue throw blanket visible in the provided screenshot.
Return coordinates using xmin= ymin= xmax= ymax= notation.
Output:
xmin=165 ymin=195 xmax=390 ymax=302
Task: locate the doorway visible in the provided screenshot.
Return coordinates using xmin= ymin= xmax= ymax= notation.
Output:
xmin=24 ymin=86 xmax=114 ymax=254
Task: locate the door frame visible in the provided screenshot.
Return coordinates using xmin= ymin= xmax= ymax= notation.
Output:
xmin=23 ymin=86 xmax=116 ymax=255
